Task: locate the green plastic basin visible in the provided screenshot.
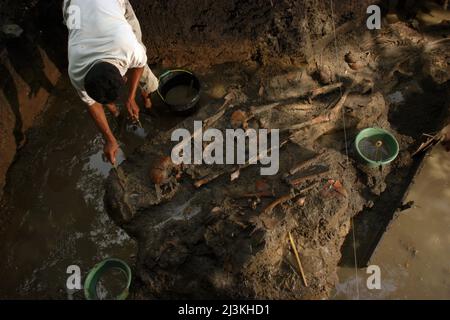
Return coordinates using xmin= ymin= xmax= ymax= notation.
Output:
xmin=84 ymin=258 xmax=131 ymax=300
xmin=355 ymin=128 xmax=399 ymax=167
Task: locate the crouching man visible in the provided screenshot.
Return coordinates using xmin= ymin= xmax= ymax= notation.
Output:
xmin=63 ymin=0 xmax=158 ymax=164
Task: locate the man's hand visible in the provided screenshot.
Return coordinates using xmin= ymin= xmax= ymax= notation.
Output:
xmin=87 ymin=103 xmax=120 ymax=165
xmin=125 ymin=98 xmax=140 ymax=121
xmin=125 ymin=67 xmax=144 ymax=120
xmin=104 ymin=139 xmax=119 ymax=165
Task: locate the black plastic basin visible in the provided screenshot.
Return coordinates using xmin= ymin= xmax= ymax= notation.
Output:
xmin=157 ymin=69 xmax=201 ymax=115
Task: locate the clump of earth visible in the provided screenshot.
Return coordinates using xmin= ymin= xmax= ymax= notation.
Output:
xmin=0 ymin=0 xmax=448 ymax=300
xmin=104 ymin=1 xmax=450 ymax=299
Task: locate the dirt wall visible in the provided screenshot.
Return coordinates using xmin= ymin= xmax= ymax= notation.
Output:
xmin=0 ymin=48 xmax=60 ymax=198
xmin=0 ymin=0 xmax=65 ymax=199
xmin=132 ymin=0 xmax=374 ymax=68
xmin=0 ymin=0 xmax=376 ymax=198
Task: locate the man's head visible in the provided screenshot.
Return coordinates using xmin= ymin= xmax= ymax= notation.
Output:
xmin=84 ymin=62 xmax=124 ymax=104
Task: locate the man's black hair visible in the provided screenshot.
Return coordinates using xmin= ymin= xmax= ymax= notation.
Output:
xmin=84 ymin=62 xmax=124 ymax=104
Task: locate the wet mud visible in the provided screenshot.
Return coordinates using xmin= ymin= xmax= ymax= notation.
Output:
xmin=0 ymin=0 xmax=449 ymax=300
xmin=104 ymin=18 xmax=450 ymax=299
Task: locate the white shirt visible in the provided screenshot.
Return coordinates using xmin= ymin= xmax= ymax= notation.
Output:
xmin=64 ymin=0 xmax=147 ymax=105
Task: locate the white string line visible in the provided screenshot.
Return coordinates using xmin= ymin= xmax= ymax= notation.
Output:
xmin=350 ymin=218 xmax=360 ymax=299
xmin=329 ymin=0 xmax=360 ymax=300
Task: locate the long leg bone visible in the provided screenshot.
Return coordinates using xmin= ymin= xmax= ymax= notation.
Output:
xmin=289 ymin=150 xmax=328 ymax=176
xmin=283 ymin=89 xmax=351 ymax=133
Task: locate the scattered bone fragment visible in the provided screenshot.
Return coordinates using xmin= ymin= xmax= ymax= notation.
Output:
xmin=288 ymin=169 xmax=329 ymax=187
xmin=230 ymin=169 xmax=241 ymax=181
xmin=289 ymin=150 xmax=328 ymax=176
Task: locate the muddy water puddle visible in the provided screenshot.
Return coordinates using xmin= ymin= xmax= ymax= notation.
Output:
xmin=0 ymin=76 xmax=186 ymax=298
xmin=0 ymin=79 xmax=134 ymax=298
xmin=334 ymin=145 xmax=450 ymax=299
xmin=0 ymin=66 xmax=240 ymax=299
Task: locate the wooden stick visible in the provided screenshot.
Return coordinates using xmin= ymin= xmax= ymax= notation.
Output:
xmin=113 ymin=165 xmax=127 ymax=191
xmin=412 ymin=133 xmax=442 ymax=157
xmin=288 ymin=231 xmax=308 ymax=287
xmin=112 ymin=165 xmax=135 ymax=220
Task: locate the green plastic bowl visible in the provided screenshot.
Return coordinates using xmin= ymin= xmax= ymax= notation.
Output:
xmin=355 ymin=128 xmax=399 ymax=167
xmin=84 ymin=258 xmax=131 ymax=300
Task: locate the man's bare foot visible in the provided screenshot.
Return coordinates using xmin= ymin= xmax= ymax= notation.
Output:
xmin=141 ymin=90 xmax=152 ymax=111
xmin=105 ymin=103 xmax=120 ymax=117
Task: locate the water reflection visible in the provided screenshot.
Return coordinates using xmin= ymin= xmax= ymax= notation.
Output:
xmin=335 ymin=145 xmax=450 ymax=300
xmin=0 ymin=79 xmax=136 ymax=299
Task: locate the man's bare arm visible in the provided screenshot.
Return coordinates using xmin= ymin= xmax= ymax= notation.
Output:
xmin=88 ymin=102 xmax=119 ymax=165
xmin=125 ymin=67 xmax=144 ymax=120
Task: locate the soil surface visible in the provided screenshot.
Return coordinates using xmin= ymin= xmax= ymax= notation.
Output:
xmin=1 ymin=0 xmax=449 ymax=300
xmin=104 ymin=13 xmax=450 ymax=299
